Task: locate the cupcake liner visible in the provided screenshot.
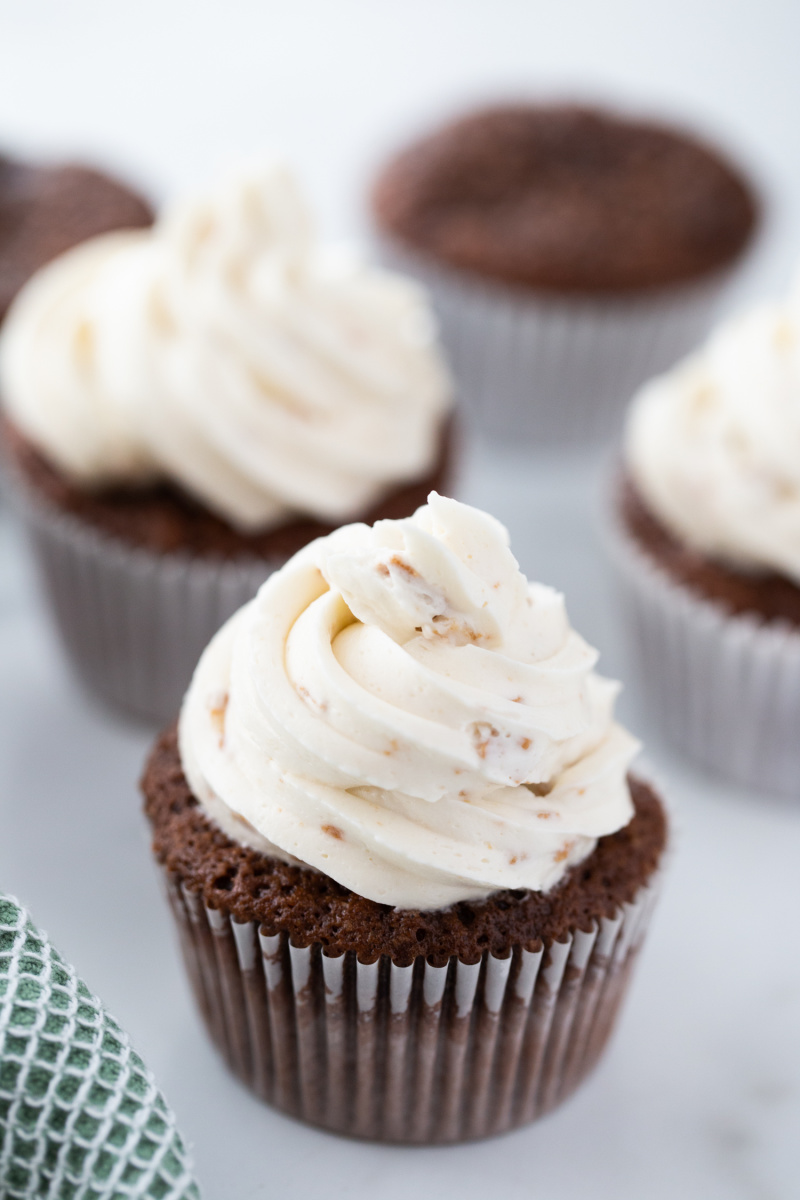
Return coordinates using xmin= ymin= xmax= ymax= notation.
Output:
xmin=376 ymin=236 xmax=729 ymax=446
xmin=6 ymin=471 xmax=277 ymax=724
xmin=160 ymin=866 xmax=662 ymax=1144
xmin=608 ymin=514 xmax=800 ymax=797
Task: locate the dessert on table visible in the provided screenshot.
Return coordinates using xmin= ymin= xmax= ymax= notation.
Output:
xmin=372 ymin=102 xmax=759 ymax=444
xmin=0 ymin=159 xmax=453 ymax=722
xmin=612 ymin=271 xmax=800 ymax=795
xmin=143 ymin=491 xmax=668 ymax=1143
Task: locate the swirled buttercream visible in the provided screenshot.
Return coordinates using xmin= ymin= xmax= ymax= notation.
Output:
xmin=179 ymin=493 xmax=638 ymax=909
xmin=626 ymin=276 xmax=800 ymax=583
xmin=0 ymin=161 xmax=451 ymax=530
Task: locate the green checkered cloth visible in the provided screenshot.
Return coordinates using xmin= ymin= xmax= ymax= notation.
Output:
xmin=0 ymin=895 xmax=200 ymax=1200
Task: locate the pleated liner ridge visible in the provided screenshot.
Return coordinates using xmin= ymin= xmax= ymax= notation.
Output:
xmin=6 ymin=466 xmax=277 ymax=724
xmin=376 ymin=236 xmax=728 ymax=447
xmin=162 ymin=866 xmax=662 ymax=1143
xmin=608 ymin=512 xmax=800 ymax=797
xmin=2 ymin=424 xmax=454 ymax=726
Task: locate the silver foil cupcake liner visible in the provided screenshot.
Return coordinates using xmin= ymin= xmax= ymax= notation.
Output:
xmin=376 ymin=236 xmax=730 ymax=447
xmin=162 ymin=867 xmax=662 ymax=1143
xmin=7 ymin=474 xmax=277 ymax=724
xmin=608 ymin=516 xmax=800 ymax=797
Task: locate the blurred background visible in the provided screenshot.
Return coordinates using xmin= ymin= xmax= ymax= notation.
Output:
xmin=2 ymin=0 xmax=799 ymax=295
xmin=2 ymin=3 xmax=800 ymax=1198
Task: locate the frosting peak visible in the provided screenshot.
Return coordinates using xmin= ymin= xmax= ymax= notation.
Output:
xmin=1 ymin=161 xmax=451 ymax=531
xmin=180 ymin=494 xmax=638 ymax=909
xmin=625 ymin=274 xmax=800 ymax=583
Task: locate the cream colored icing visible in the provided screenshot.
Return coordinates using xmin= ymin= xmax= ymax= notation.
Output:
xmin=0 ymin=161 xmax=451 ymax=530
xmin=179 ymin=493 xmax=638 ymax=909
xmin=626 ymin=276 xmax=800 ymax=582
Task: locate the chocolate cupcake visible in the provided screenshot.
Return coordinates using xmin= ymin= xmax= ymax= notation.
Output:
xmin=143 ymin=492 xmax=667 ymax=1142
xmin=610 ymin=275 xmax=800 ymax=795
xmin=0 ymin=161 xmax=453 ymax=722
xmin=0 ymin=151 xmax=152 ymax=325
xmin=372 ymin=103 xmax=759 ymax=445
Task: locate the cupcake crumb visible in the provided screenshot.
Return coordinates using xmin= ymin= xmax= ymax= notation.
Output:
xmin=471 ymin=722 xmax=500 ymax=760
xmin=389 ymin=555 xmax=419 ymax=578
xmin=297 ymin=685 xmax=328 ymax=714
xmin=209 ymin=692 xmax=229 ymax=746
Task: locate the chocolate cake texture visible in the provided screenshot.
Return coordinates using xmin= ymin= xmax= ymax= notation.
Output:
xmin=619 ymin=473 xmax=800 ymax=628
xmin=2 ymin=416 xmax=455 ymax=561
xmin=143 ymin=726 xmax=666 ymax=1141
xmin=0 ymin=153 xmax=153 ymax=323
xmin=373 ymin=104 xmax=758 ymax=293
xmin=143 ymin=725 xmax=667 ymax=967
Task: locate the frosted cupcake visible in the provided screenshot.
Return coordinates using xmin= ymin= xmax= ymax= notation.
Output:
xmin=612 ymin=273 xmax=800 ymax=795
xmin=0 ymin=161 xmax=452 ymax=722
xmin=143 ymin=492 xmax=667 ymax=1143
xmin=372 ymin=103 xmax=759 ymax=445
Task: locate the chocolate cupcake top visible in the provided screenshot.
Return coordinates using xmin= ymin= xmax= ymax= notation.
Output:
xmin=179 ymin=492 xmax=639 ymax=909
xmin=145 ymin=740 xmax=664 ymax=962
xmin=625 ymin=274 xmax=800 ymax=584
xmin=0 ymin=153 xmax=152 ymax=323
xmin=0 ymin=160 xmax=451 ymax=532
xmin=372 ymin=104 xmax=759 ymax=293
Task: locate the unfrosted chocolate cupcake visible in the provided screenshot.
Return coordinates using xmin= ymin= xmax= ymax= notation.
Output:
xmin=372 ymin=103 xmax=760 ymax=444
xmin=143 ymin=492 xmax=667 ymax=1143
xmin=0 ymin=151 xmax=152 ymax=324
xmin=1 ymin=161 xmax=453 ymax=723
xmin=611 ymin=275 xmax=800 ymax=795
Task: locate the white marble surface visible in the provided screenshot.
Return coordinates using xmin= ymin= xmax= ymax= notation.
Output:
xmin=1 ymin=2 xmax=800 ymax=1196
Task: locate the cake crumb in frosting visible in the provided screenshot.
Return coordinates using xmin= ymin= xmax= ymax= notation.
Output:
xmin=472 ymin=724 xmax=500 ymax=760
xmin=389 ymin=555 xmax=419 ymax=578
xmin=297 ymin=685 xmax=328 ymax=714
xmin=209 ymin=692 xmax=229 ymax=747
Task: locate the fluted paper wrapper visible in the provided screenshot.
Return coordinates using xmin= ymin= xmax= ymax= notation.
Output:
xmin=8 ymin=476 xmax=276 ymax=724
xmin=161 ymin=866 xmax=661 ymax=1143
xmin=377 ymin=237 xmax=729 ymax=447
xmin=609 ymin=517 xmax=800 ymax=797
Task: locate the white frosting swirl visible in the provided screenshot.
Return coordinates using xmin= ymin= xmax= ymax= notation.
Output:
xmin=626 ymin=276 xmax=800 ymax=583
xmin=0 ymin=162 xmax=451 ymax=531
xmin=180 ymin=493 xmax=638 ymax=910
